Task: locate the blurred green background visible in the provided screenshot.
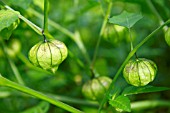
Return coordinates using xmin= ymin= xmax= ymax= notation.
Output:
xmin=0 ymin=0 xmax=170 ymax=113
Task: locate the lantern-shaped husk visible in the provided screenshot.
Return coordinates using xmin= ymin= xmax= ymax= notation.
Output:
xmin=123 ymin=58 xmax=157 ymax=86
xmin=82 ymin=76 xmax=112 ymax=100
xmin=28 ymin=39 xmax=68 ymax=73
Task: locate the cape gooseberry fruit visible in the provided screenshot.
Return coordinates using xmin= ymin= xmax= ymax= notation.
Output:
xmin=28 ymin=39 xmax=68 ymax=73
xmin=103 ymin=24 xmax=125 ymax=45
xmin=82 ymin=76 xmax=112 ymax=100
xmin=123 ymin=58 xmax=157 ymax=87
xmin=165 ymin=27 xmax=170 ymax=46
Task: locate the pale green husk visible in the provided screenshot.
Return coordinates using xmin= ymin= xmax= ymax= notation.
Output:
xmin=28 ymin=39 xmax=68 ymax=73
xmin=82 ymin=76 xmax=112 ymax=100
xmin=123 ymin=58 xmax=157 ymax=86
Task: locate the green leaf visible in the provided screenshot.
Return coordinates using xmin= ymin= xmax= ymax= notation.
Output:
xmin=0 ymin=10 xmax=19 ymax=31
xmin=3 ymin=0 xmax=32 ymax=9
xmin=109 ymin=95 xmax=131 ymax=112
xmin=122 ymin=85 xmax=170 ymax=96
xmin=0 ymin=19 xmax=20 ymax=40
xmin=20 ymin=101 xmax=49 ymax=113
xmin=109 ymin=11 xmax=143 ymax=28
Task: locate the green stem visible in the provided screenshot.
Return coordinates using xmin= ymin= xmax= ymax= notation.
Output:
xmin=128 ymin=28 xmax=134 ymax=51
xmin=44 ymin=0 xmax=49 ymax=33
xmin=98 ymin=19 xmax=170 ymax=112
xmin=8 ymin=59 xmax=25 ymax=85
xmin=0 ymin=1 xmax=43 ymax=35
xmin=0 ymin=39 xmax=25 ymax=85
xmin=0 ymin=1 xmax=54 ymax=39
xmin=0 ymin=75 xmax=83 ymax=113
xmin=91 ymin=2 xmax=112 ymax=70
xmin=47 ymin=93 xmax=98 ymax=107
xmin=146 ymin=0 xmax=168 ymax=31
xmin=131 ymin=100 xmax=170 ymax=111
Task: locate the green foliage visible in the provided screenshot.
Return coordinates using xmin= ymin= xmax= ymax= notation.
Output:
xmin=3 ymin=0 xmax=32 ymax=9
xmin=0 ymin=10 xmax=19 ymax=40
xmin=109 ymin=11 xmax=143 ymax=28
xmin=109 ymin=95 xmax=131 ymax=112
xmin=122 ymin=85 xmax=170 ymax=96
xmin=0 ymin=0 xmax=170 ymax=113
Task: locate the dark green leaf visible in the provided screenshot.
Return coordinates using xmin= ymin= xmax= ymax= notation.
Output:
xmin=122 ymin=85 xmax=170 ymax=96
xmin=109 ymin=11 xmax=143 ymax=28
xmin=109 ymin=95 xmax=131 ymax=112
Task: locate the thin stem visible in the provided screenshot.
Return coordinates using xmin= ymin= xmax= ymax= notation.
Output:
xmin=131 ymin=100 xmax=170 ymax=111
xmin=91 ymin=2 xmax=112 ymax=70
xmin=27 ymin=8 xmax=74 ymax=40
xmin=146 ymin=0 xmax=168 ymax=31
xmin=0 ymin=1 xmax=54 ymax=39
xmin=0 ymin=1 xmax=43 ymax=35
xmin=18 ymin=14 xmax=43 ymax=35
xmin=98 ymin=19 xmax=170 ymax=112
xmin=0 ymin=39 xmax=25 ymax=85
xmin=47 ymin=93 xmax=98 ymax=107
xmin=0 ymin=75 xmax=83 ymax=113
xmin=128 ymin=28 xmax=134 ymax=51
xmin=44 ymin=0 xmax=49 ymax=33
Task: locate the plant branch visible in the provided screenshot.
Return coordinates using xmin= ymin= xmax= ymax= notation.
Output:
xmin=131 ymin=100 xmax=170 ymax=111
xmin=44 ymin=0 xmax=49 ymax=33
xmin=146 ymin=0 xmax=168 ymax=31
xmin=47 ymin=93 xmax=99 ymax=107
xmin=0 ymin=75 xmax=83 ymax=113
xmin=0 ymin=39 xmax=25 ymax=85
xmin=128 ymin=28 xmax=134 ymax=51
xmin=0 ymin=1 xmax=55 ymax=40
xmin=98 ymin=19 xmax=170 ymax=112
xmin=91 ymin=2 xmax=112 ymax=70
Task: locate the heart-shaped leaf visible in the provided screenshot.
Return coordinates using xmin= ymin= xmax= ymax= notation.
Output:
xmin=109 ymin=11 xmax=143 ymax=28
xmin=109 ymin=95 xmax=131 ymax=112
xmin=0 ymin=10 xmax=19 ymax=32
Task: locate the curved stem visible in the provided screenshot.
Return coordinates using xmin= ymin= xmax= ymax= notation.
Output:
xmin=0 ymin=1 xmax=43 ymax=35
xmin=146 ymin=0 xmax=168 ymax=31
xmin=44 ymin=0 xmax=49 ymax=33
xmin=0 ymin=0 xmax=54 ymax=39
xmin=131 ymin=100 xmax=170 ymax=111
xmin=0 ymin=39 xmax=25 ymax=85
xmin=91 ymin=2 xmax=112 ymax=70
xmin=47 ymin=93 xmax=99 ymax=107
xmin=0 ymin=75 xmax=83 ymax=113
xmin=98 ymin=19 xmax=170 ymax=112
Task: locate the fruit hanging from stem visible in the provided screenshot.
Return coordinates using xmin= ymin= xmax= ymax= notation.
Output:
xmin=123 ymin=58 xmax=157 ymax=86
xmin=28 ymin=38 xmax=68 ymax=73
